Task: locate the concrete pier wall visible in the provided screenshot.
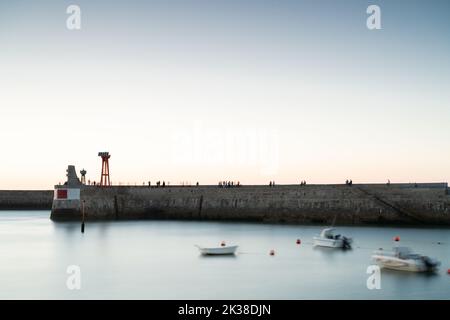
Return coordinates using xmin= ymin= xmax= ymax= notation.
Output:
xmin=0 ymin=190 xmax=53 ymax=210
xmin=51 ymin=184 xmax=450 ymax=225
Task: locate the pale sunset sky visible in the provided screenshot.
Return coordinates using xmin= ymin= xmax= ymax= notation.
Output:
xmin=0 ymin=0 xmax=449 ymax=189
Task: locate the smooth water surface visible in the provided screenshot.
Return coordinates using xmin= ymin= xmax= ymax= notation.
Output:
xmin=0 ymin=211 xmax=449 ymax=299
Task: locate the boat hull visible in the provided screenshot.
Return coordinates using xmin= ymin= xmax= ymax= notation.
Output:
xmin=372 ymin=255 xmax=430 ymax=272
xmin=196 ymin=245 xmax=238 ymax=255
xmin=313 ymin=237 xmax=345 ymax=248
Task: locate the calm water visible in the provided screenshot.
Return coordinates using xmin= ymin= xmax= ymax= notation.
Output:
xmin=0 ymin=211 xmax=449 ymax=299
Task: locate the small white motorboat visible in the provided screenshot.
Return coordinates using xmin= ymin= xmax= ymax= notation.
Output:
xmin=195 ymin=244 xmax=238 ymax=255
xmin=313 ymin=228 xmax=352 ymax=249
xmin=371 ymin=246 xmax=440 ymax=272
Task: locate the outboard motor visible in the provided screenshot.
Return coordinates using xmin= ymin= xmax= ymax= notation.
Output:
xmin=422 ymin=256 xmax=440 ymax=272
xmin=342 ymin=236 xmax=352 ymax=250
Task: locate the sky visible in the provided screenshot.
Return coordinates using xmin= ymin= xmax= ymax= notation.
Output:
xmin=0 ymin=0 xmax=449 ymax=189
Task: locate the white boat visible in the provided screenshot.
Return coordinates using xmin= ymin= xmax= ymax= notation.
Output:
xmin=371 ymin=246 xmax=440 ymax=272
xmin=313 ymin=228 xmax=352 ymax=249
xmin=195 ymin=245 xmax=238 ymax=255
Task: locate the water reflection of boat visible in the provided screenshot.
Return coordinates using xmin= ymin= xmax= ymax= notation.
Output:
xmin=195 ymin=245 xmax=238 ymax=255
xmin=313 ymin=228 xmax=352 ymax=249
xmin=371 ymin=247 xmax=440 ymax=272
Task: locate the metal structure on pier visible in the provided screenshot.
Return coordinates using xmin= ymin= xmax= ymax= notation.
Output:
xmin=98 ymin=152 xmax=111 ymax=186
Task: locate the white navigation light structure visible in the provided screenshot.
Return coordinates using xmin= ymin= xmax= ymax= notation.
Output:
xmin=80 ymin=169 xmax=87 ymax=185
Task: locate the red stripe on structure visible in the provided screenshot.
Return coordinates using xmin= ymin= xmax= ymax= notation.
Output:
xmin=57 ymin=189 xmax=68 ymax=199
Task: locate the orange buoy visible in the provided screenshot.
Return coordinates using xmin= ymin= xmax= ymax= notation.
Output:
xmin=220 ymin=241 xmax=226 ymax=247
xmin=393 ymin=236 xmax=400 ymax=242
xmin=296 ymin=239 xmax=301 ymax=245
xmin=269 ymin=249 xmax=275 ymax=256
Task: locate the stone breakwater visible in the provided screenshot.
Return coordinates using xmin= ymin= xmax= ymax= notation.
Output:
xmin=50 ymin=184 xmax=450 ymax=225
xmin=0 ymin=190 xmax=53 ymax=210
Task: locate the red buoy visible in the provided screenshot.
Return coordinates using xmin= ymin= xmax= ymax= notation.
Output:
xmin=393 ymin=236 xmax=400 ymax=242
xmin=220 ymin=241 xmax=226 ymax=247
xmin=269 ymin=249 xmax=275 ymax=256
xmin=296 ymin=239 xmax=301 ymax=245
xmin=447 ymin=269 xmax=450 ymax=275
